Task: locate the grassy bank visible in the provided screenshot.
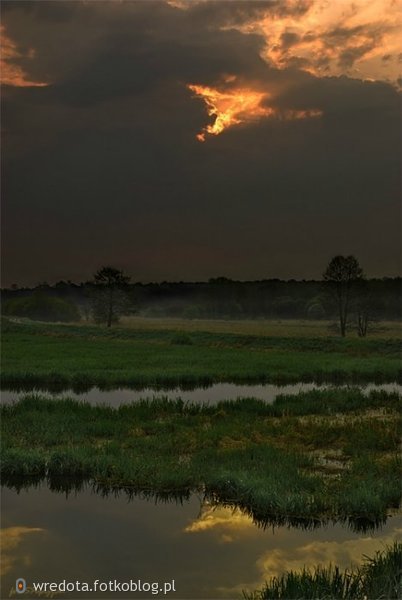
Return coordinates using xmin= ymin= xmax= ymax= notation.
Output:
xmin=2 ymin=318 xmax=401 ymax=388
xmin=245 ymin=542 xmax=402 ymax=599
xmin=2 ymin=389 xmax=401 ymax=524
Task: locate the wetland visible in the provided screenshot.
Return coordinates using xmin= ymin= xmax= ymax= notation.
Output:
xmin=1 ymin=317 xmax=401 ymax=598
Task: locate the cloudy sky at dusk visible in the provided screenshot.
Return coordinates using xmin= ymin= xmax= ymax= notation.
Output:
xmin=1 ymin=0 xmax=401 ymax=286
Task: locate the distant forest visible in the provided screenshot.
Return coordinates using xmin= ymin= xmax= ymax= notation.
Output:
xmin=2 ymin=277 xmax=401 ymax=321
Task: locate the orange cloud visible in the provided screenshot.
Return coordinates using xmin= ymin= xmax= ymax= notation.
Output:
xmin=188 ymin=78 xmax=322 ymax=141
xmin=0 ymin=26 xmax=48 ymax=87
xmin=222 ymin=0 xmax=402 ymax=89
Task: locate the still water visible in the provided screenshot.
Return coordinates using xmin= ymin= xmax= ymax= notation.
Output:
xmin=1 ymin=382 xmax=401 ymax=407
xmin=1 ymin=484 xmax=401 ymax=599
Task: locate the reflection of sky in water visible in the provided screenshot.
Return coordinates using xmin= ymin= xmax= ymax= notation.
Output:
xmin=1 ymin=486 xmax=401 ymax=599
xmin=1 ymin=382 xmax=401 ymax=407
xmin=1 ymin=526 xmax=44 ymax=577
xmin=186 ymin=504 xmax=402 ymax=597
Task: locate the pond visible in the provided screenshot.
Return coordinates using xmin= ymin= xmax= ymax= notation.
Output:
xmin=1 ymin=382 xmax=401 ymax=407
xmin=1 ymin=484 xmax=401 ymax=599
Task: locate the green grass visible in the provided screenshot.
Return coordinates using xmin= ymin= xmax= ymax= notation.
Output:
xmin=2 ymin=390 xmax=401 ymax=524
xmin=245 ymin=542 xmax=402 ymax=599
xmin=2 ymin=317 xmax=401 ymax=530
xmin=121 ymin=317 xmax=402 ymax=339
xmin=2 ymin=318 xmax=401 ymax=388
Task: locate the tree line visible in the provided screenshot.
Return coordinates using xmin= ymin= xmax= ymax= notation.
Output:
xmin=2 ymin=257 xmax=401 ymax=336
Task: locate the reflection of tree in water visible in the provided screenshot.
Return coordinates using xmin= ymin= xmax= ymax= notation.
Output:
xmin=3 ymin=478 xmax=388 ymax=534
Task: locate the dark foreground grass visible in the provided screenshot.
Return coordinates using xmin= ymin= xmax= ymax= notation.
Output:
xmin=2 ymin=390 xmax=401 ymax=524
xmin=245 ymin=542 xmax=402 ymax=600
xmin=2 ymin=318 xmax=401 ymax=388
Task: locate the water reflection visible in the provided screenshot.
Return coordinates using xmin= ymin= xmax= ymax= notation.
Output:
xmin=1 ymin=484 xmax=401 ymax=599
xmin=1 ymin=527 xmax=45 ymax=577
xmin=2 ymin=382 xmax=401 ymax=407
xmin=2 ymin=477 xmax=392 ymax=534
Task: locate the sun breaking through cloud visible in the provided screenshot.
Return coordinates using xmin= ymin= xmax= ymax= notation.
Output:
xmin=0 ymin=26 xmax=49 ymax=88
xmin=188 ymin=79 xmax=322 ymax=141
xmin=188 ymin=82 xmax=272 ymax=141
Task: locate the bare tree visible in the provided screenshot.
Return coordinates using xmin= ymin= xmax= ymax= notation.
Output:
xmin=323 ymin=255 xmax=364 ymax=337
xmin=357 ymin=310 xmax=369 ymax=337
xmin=355 ymin=280 xmax=374 ymax=337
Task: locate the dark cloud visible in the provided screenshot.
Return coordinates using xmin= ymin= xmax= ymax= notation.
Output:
xmin=280 ymin=32 xmax=301 ymax=49
xmin=176 ymin=0 xmax=313 ymax=28
xmin=326 ymin=25 xmax=367 ymax=42
xmin=2 ymin=0 xmax=268 ymax=106
xmin=1 ymin=0 xmax=400 ymax=285
xmin=338 ymin=43 xmax=375 ymax=69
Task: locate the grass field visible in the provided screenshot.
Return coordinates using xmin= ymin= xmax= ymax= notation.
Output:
xmin=2 ymin=389 xmax=401 ymax=525
xmin=2 ymin=318 xmax=401 ymax=388
xmin=121 ymin=317 xmax=402 ymax=339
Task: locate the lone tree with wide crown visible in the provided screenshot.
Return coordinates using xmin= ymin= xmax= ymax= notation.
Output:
xmin=323 ymin=255 xmax=364 ymax=337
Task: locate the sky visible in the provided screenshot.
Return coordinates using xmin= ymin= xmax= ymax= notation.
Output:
xmin=1 ymin=0 xmax=401 ymax=286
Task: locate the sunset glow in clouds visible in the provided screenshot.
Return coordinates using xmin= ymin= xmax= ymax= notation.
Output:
xmin=174 ymin=0 xmax=402 ymax=88
xmin=188 ymin=81 xmax=322 ymax=141
xmin=180 ymin=0 xmax=402 ymax=140
xmin=188 ymin=83 xmax=272 ymax=141
xmin=230 ymin=0 xmax=402 ymax=86
xmin=2 ymin=0 xmax=400 ymax=283
xmin=0 ymin=26 xmax=48 ymax=87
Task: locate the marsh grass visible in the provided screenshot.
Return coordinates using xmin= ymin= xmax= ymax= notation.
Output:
xmin=245 ymin=542 xmax=402 ymax=599
xmin=2 ymin=390 xmax=400 ymax=522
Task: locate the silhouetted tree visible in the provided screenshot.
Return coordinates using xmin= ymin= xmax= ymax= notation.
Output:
xmin=323 ymin=255 xmax=364 ymax=337
xmin=92 ymin=266 xmax=131 ymax=327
